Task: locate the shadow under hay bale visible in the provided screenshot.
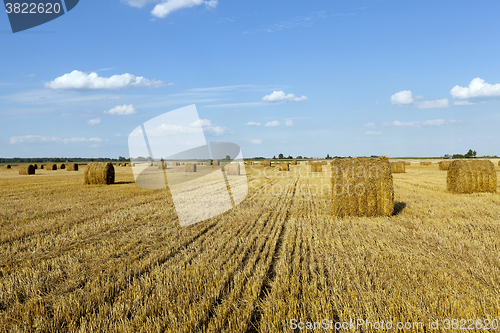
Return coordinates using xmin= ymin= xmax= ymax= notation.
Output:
xmin=447 ymin=160 xmax=497 ymax=194
xmin=278 ymin=162 xmax=289 ymax=171
xmin=4 ymin=165 xmax=11 ymax=169
xmin=84 ymin=162 xmax=115 ymax=185
xmin=46 ymin=164 xmax=57 ymax=170
xmin=332 ymin=157 xmax=394 ymax=217
xmin=390 ymin=161 xmax=405 ymax=173
xmin=439 ymin=161 xmax=452 ymax=171
xmin=225 ymin=163 xmax=240 ymax=175
xmin=19 ymin=164 xmax=35 ymax=175
xmin=67 ymin=163 xmax=79 ymax=171
xmin=58 ymin=164 xmax=65 ymax=170
xmin=393 ymin=201 xmax=407 ymax=216
xmin=185 ymin=163 xmax=196 ymax=172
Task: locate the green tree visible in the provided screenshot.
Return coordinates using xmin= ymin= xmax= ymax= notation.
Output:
xmin=278 ymin=153 xmax=284 ymax=159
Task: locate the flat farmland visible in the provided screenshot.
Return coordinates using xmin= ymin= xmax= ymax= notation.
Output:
xmin=1 ymin=162 xmax=500 ymax=332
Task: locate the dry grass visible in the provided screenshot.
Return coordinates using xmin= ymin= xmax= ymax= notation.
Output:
xmin=0 ymin=163 xmax=499 ymax=332
xmin=83 ymin=162 xmax=115 ymax=185
xmin=447 ymin=159 xmax=497 ymax=194
xmin=390 ymin=161 xmax=406 ymax=173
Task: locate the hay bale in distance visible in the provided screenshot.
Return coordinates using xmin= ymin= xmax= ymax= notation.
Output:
xmin=311 ymin=162 xmax=322 ymax=172
xmin=19 ymin=164 xmax=35 ymax=175
xmin=447 ymin=160 xmax=496 ymax=194
xmin=4 ymin=165 xmax=11 ymax=169
xmin=40 ymin=165 xmax=44 ymax=169
xmin=84 ymin=162 xmax=115 ymax=185
xmin=332 ymin=157 xmax=394 ymax=217
xmin=420 ymin=161 xmax=432 ymax=166
xmin=185 ymin=163 xmax=196 ymax=172
xmin=279 ymin=162 xmax=289 ymax=171
xmin=225 ymin=163 xmax=240 ymax=175
xmin=404 ymin=161 xmax=411 ymax=165
xmin=321 ymin=161 xmax=327 ymax=165
xmin=33 ymin=164 xmax=38 ymax=170
xmin=390 ymin=161 xmax=405 ymax=173
xmin=290 ymin=160 xmax=297 ymax=166
xmin=46 ymin=164 xmax=57 ymax=170
xmin=498 ymin=161 xmax=500 ymax=166
xmin=67 ymin=163 xmax=79 ymax=171
xmin=58 ymin=163 xmax=66 ymax=170
xmin=439 ymin=161 xmax=452 ymax=171
xmin=262 ymin=160 xmax=271 ymax=167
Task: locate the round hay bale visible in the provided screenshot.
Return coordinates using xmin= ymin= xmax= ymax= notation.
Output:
xmin=262 ymin=160 xmax=271 ymax=167
xmin=4 ymin=165 xmax=11 ymax=169
xmin=404 ymin=161 xmax=411 ymax=165
xmin=46 ymin=164 xmax=57 ymax=170
xmin=58 ymin=163 xmax=66 ymax=170
xmin=438 ymin=161 xmax=452 ymax=171
xmin=278 ymin=162 xmax=289 ymax=171
xmin=67 ymin=163 xmax=79 ymax=171
xmin=311 ymin=162 xmax=322 ymax=172
xmin=390 ymin=161 xmax=405 ymax=173
xmin=33 ymin=164 xmax=38 ymax=170
xmin=226 ymin=163 xmax=240 ymax=175
xmin=447 ymin=160 xmax=496 ymax=194
xmin=40 ymin=165 xmax=44 ymax=169
xmin=420 ymin=161 xmax=432 ymax=166
xmin=290 ymin=160 xmax=297 ymax=165
xmin=84 ymin=162 xmax=115 ymax=185
xmin=185 ymin=163 xmax=196 ymax=172
xmin=332 ymin=157 xmax=394 ymax=217
xmin=19 ymin=164 xmax=35 ymax=175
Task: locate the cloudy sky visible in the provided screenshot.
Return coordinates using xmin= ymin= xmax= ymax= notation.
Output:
xmin=1 ymin=0 xmax=500 ymax=158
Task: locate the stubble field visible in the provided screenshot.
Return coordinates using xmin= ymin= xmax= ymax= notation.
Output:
xmin=1 ymin=162 xmax=500 ymax=332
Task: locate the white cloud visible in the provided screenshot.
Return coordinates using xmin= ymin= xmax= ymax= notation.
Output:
xmin=285 ymin=119 xmax=293 ymax=126
xmin=265 ymin=120 xmax=280 ymax=127
xmin=391 ymin=90 xmax=413 ymax=105
xmin=190 ymin=118 xmax=227 ymax=135
xmin=250 ymin=139 xmax=262 ymax=144
xmin=45 ymin=70 xmax=163 ymax=90
xmin=450 ymin=78 xmax=500 ymax=99
xmin=246 ymin=121 xmax=261 ymax=126
xmin=365 ymin=131 xmax=381 ymax=135
xmin=364 ymin=122 xmax=375 ymax=127
xmin=10 ymin=135 xmax=102 ymax=144
xmin=151 ymin=0 xmax=218 ymax=19
xmin=87 ymin=117 xmax=101 ymax=125
xmin=415 ymin=95 xmax=424 ymax=100
xmin=105 ymin=104 xmax=137 ymax=115
xmin=382 ymin=119 xmax=460 ymax=127
xmin=414 ymin=99 xmax=449 ymax=109
xmin=121 ymin=0 xmax=157 ymax=8
xmin=262 ymin=91 xmax=308 ymax=103
xmin=453 ymin=101 xmax=476 ymax=106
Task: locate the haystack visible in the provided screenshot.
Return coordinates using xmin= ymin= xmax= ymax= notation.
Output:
xmin=4 ymin=165 xmax=11 ymax=169
xmin=19 ymin=164 xmax=35 ymax=175
xmin=332 ymin=157 xmax=394 ymax=217
xmin=33 ymin=164 xmax=38 ymax=170
xmin=447 ymin=160 xmax=496 ymax=194
xmin=262 ymin=160 xmax=271 ymax=167
xmin=498 ymin=161 xmax=500 ymax=166
xmin=404 ymin=161 xmax=411 ymax=165
xmin=40 ymin=165 xmax=44 ymax=169
xmin=67 ymin=163 xmax=79 ymax=171
xmin=390 ymin=161 xmax=405 ymax=173
xmin=438 ymin=161 xmax=452 ymax=171
xmin=84 ymin=162 xmax=115 ymax=185
xmin=420 ymin=161 xmax=432 ymax=166
xmin=185 ymin=163 xmax=196 ymax=172
xmin=58 ymin=163 xmax=66 ymax=170
xmin=278 ymin=162 xmax=289 ymax=171
xmin=46 ymin=164 xmax=57 ymax=170
xmin=225 ymin=163 xmax=240 ymax=175
xmin=321 ymin=161 xmax=327 ymax=165
xmin=311 ymin=162 xmax=322 ymax=172
xmin=290 ymin=160 xmax=297 ymax=165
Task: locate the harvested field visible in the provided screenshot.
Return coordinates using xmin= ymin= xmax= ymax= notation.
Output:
xmin=1 ymin=163 xmax=500 ymax=332
xmin=447 ymin=159 xmax=497 ymax=194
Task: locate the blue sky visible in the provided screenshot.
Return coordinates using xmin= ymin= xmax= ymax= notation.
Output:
xmin=1 ymin=0 xmax=500 ymax=158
